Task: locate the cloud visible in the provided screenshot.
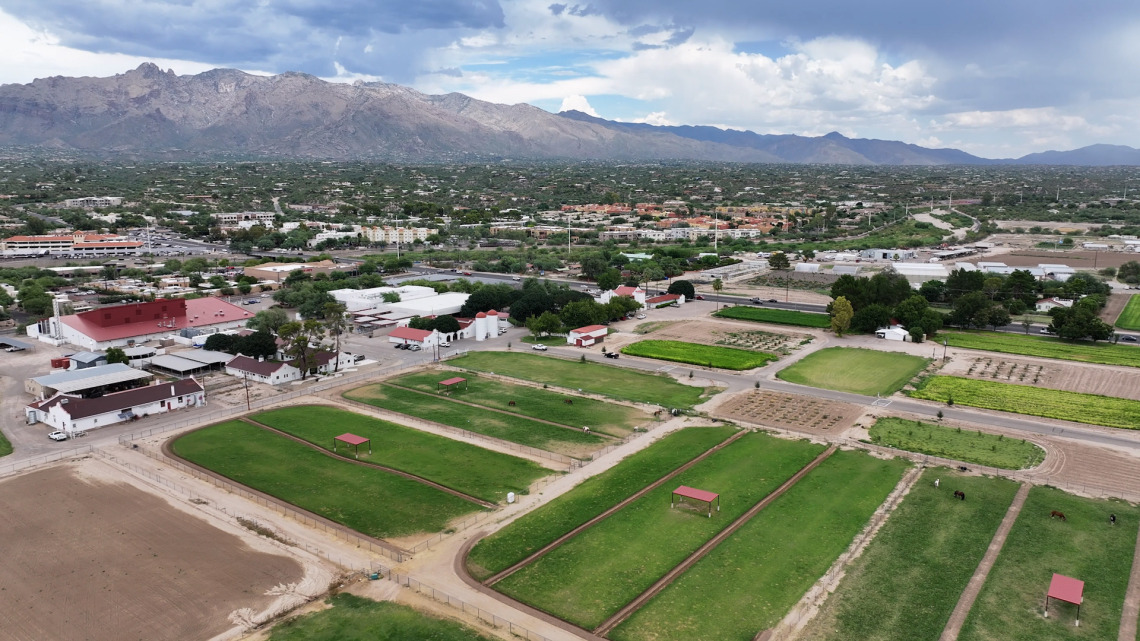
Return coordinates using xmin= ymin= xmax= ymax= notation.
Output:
xmin=558 ymin=94 xmax=600 ymax=116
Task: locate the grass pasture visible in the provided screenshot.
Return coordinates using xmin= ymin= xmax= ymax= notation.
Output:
xmin=250 ymin=406 xmax=548 ymax=503
xmin=777 ymin=347 xmax=928 ymax=396
xmin=448 ymin=352 xmax=711 ymax=409
xmin=466 ymin=426 xmax=739 ymax=581
xmin=1116 ymin=294 xmax=1140 ymax=330
xmin=713 ymin=306 xmax=832 ymax=328
xmin=942 ymin=330 xmax=1140 ymax=368
xmin=344 ymin=383 xmax=606 ymax=456
xmin=621 ymin=339 xmax=778 ymax=370
xmin=0 ymin=430 xmax=10 ymax=458
xmin=612 ymin=450 xmax=910 ymax=641
xmin=386 ymin=370 xmax=649 ymax=437
xmin=909 ymin=376 xmax=1140 ymax=430
xmin=269 ymin=593 xmax=497 ymax=641
xmin=959 ymin=487 xmax=1140 ymax=641
xmin=494 ymin=432 xmax=826 ymax=629
xmin=869 ymin=417 xmax=1045 ymax=469
xmin=800 ymin=471 xmax=1020 ymax=641
xmin=173 ymin=421 xmax=482 ymax=538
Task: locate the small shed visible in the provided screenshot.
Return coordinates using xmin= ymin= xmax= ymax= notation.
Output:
xmin=671 ymin=485 xmax=720 ymax=517
xmin=333 ymin=433 xmax=371 ymax=458
xmin=875 ymin=326 xmax=909 ymax=342
xmin=568 ymin=325 xmax=608 ymax=347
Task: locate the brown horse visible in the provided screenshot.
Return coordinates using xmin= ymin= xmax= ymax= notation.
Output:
xmin=508 ymin=400 xmax=516 ymax=406
xmin=954 ymin=490 xmax=966 ymax=501
xmin=564 ymin=398 xmax=573 ymax=405
xmin=1051 ymin=510 xmax=1067 ymax=521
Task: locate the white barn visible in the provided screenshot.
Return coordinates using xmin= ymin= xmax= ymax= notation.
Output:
xmin=26 ymin=379 xmax=205 ymax=434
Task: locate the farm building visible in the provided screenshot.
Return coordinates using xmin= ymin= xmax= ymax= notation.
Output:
xmin=860 ymin=248 xmax=917 ymax=261
xmin=388 ymin=326 xmax=439 ymax=349
xmin=1036 ymin=297 xmax=1075 ymax=312
xmin=875 ymin=325 xmax=910 ymax=341
xmin=27 ymin=298 xmax=255 ymax=350
xmin=568 ymin=325 xmax=608 ymax=347
xmin=794 ymin=263 xmax=820 ymax=273
xmin=68 ymin=351 xmax=108 ymax=369
xmin=893 ymin=263 xmax=950 ymax=287
xmin=26 ymin=378 xmax=205 ymax=434
xmin=148 ymin=350 xmax=234 ymax=376
xmin=26 ymin=363 xmax=154 ymax=400
xmin=225 ymin=355 xmax=302 ymax=384
xmin=598 ymin=286 xmax=646 ymax=307
xmin=645 ymin=293 xmax=684 ymax=307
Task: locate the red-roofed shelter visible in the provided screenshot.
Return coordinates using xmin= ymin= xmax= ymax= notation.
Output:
xmin=672 ymin=485 xmax=720 ymax=517
xmin=333 ymin=433 xmax=371 ymax=458
xmin=437 ymin=377 xmax=468 ymax=393
xmin=1046 ymin=573 xmax=1084 ymax=624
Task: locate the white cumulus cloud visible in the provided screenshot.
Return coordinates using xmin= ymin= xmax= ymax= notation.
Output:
xmin=558 ymin=94 xmax=600 ymax=116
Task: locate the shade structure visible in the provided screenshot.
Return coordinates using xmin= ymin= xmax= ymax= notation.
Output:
xmin=1045 ymin=573 xmax=1084 ymax=625
xmin=437 ymin=376 xmax=468 ymax=392
xmin=333 ymin=433 xmax=371 ymax=458
xmin=672 ymin=485 xmax=720 ymax=517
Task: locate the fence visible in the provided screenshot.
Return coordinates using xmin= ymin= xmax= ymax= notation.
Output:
xmin=0 ymin=445 xmax=94 ymax=478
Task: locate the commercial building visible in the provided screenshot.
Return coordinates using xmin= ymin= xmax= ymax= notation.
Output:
xmin=28 ymin=298 xmax=255 ymax=350
xmin=242 ymin=260 xmax=356 ymax=283
xmin=1 ymin=232 xmax=143 ymax=257
xmin=26 ymin=363 xmax=154 ymax=400
xmin=26 ymin=379 xmax=205 ymax=434
xmin=64 ymin=196 xmax=123 ymax=208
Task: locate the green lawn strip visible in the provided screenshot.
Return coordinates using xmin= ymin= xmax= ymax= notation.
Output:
xmin=620 ymin=339 xmax=778 ymax=370
xmin=172 ymin=421 xmax=482 ymax=539
xmin=0 ymin=430 xmax=11 ymax=458
xmin=942 ymin=330 xmax=1140 ymax=368
xmin=494 ymin=433 xmax=826 ymax=629
xmin=799 ymin=470 xmax=1020 ymax=641
xmin=612 ymin=450 xmax=910 ymax=641
xmin=714 ymin=306 xmax=832 ymax=328
xmin=777 ymin=347 xmax=929 ymax=396
xmin=869 ymin=417 xmax=1045 ymax=470
xmin=1116 ymin=294 xmax=1140 ymax=330
xmin=520 ymin=335 xmax=568 ymax=346
xmin=250 ymin=406 xmax=548 ymax=503
xmin=268 ymin=593 xmax=497 ymax=641
xmin=386 ymin=370 xmax=649 ymax=437
xmin=447 ymin=352 xmax=710 ymax=409
xmin=344 ymin=383 xmax=605 ymax=455
xmin=909 ymin=376 xmax=1140 ymax=430
xmin=959 ymin=487 xmax=1140 ymax=641
xmin=466 ymin=426 xmax=739 ymax=580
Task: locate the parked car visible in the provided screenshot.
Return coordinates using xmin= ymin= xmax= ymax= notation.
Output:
xmin=1124 ymin=335 xmax=1138 ymax=342
xmin=4 ymin=346 xmax=24 ymax=352
xmin=636 ymin=314 xmax=646 ymax=319
xmin=353 ymin=354 xmax=366 ymax=363
xmin=768 ymin=299 xmax=778 ymax=303
xmin=532 ymin=344 xmax=548 ymax=351
xmin=694 ymin=295 xmax=705 ymax=300
xmin=1040 ymin=328 xmax=1053 ymax=334
xmin=749 ymin=297 xmax=762 ymax=304
xmin=410 ymin=344 xmax=422 ymax=351
xmin=605 ymin=352 xmax=620 ymax=359
xmin=48 ymin=431 xmax=68 ymax=441
xmin=439 ymin=341 xmax=451 ymax=347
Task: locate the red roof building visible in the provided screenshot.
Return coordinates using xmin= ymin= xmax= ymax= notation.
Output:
xmin=30 ymin=298 xmax=255 ymax=350
xmin=568 ymin=325 xmax=608 ymax=347
xmin=26 ymin=378 xmax=205 ymax=433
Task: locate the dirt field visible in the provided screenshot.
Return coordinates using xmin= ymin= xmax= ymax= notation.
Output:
xmin=713 ymin=390 xmax=864 ymax=436
xmin=1102 ymin=292 xmax=1132 ymax=324
xmin=941 ymin=354 xmax=1140 ymax=401
xmin=626 ymin=319 xmax=815 ymax=353
xmin=0 ymin=462 xmax=306 ymax=641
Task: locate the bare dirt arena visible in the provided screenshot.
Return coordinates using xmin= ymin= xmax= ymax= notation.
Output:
xmin=0 ymin=460 xmax=306 ymax=641
xmin=940 ymin=353 xmax=1140 ymax=401
xmin=712 ymin=390 xmax=864 ymax=436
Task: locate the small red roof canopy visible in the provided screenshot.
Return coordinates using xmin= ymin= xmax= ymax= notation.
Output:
xmin=674 ymin=485 xmax=719 ymax=503
xmin=437 ymin=376 xmax=469 ymax=392
xmin=1046 ymin=573 xmax=1085 ymax=623
xmin=335 ymin=433 xmax=369 ymax=446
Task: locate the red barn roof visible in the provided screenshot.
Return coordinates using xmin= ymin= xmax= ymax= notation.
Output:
xmin=60 ymin=298 xmax=252 ymax=343
xmin=389 ymin=327 xmax=433 ymax=342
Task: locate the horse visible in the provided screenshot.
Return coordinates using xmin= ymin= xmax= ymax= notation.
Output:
xmin=508 ymin=400 xmax=516 ymax=406
xmin=934 ymin=478 xmax=940 ymax=489
xmin=954 ymin=490 xmax=966 ymax=501
xmin=582 ymin=426 xmax=590 ymax=433
xmin=653 ymin=409 xmax=663 ymax=418
xmin=1111 ymin=513 xmax=1117 ymax=526
xmin=1050 ymin=510 xmax=1067 ymax=521
xmin=564 ymin=398 xmax=573 ymax=405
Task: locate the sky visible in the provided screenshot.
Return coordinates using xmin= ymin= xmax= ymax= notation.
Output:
xmin=2 ymin=0 xmax=1139 ymax=159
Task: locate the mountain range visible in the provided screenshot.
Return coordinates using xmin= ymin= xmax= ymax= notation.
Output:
xmin=1 ymin=63 xmax=1137 ymax=166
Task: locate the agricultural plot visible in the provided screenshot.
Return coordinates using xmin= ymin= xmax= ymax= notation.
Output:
xmin=466 ymin=426 xmax=739 ymax=581
xmin=909 ymin=376 xmax=1140 ymax=430
xmin=269 ymin=594 xmax=497 ymax=641
xmin=714 ymin=390 xmax=863 ymax=435
xmin=621 ymin=339 xmax=777 ymax=370
xmin=386 ymin=370 xmax=650 ymax=437
xmin=959 ymin=487 xmax=1139 ymax=641
xmin=250 ymin=406 xmax=548 ymax=503
xmin=493 ymin=432 xmax=826 ymax=629
xmin=942 ymin=331 xmax=1140 ymax=368
xmin=1115 ymin=294 xmax=1140 ymax=330
xmin=777 ymin=347 xmax=928 ymax=396
xmin=612 ymin=450 xmax=910 ymax=641
xmin=173 ymin=421 xmax=482 ymax=538
xmin=869 ymin=418 xmax=1045 ymax=469
xmin=942 ymin=355 xmax=1140 ymax=402
xmin=345 ymin=383 xmax=605 ymax=457
xmin=713 ymin=306 xmax=832 ymax=328
xmin=800 ymin=471 xmax=1020 ymax=641
xmin=715 ymin=328 xmax=807 ymax=354
xmin=448 ymin=352 xmax=712 ymax=409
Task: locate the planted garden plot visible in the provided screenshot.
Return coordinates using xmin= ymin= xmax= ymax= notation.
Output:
xmin=715 ymin=329 xmax=808 ymax=354
xmin=621 ymin=339 xmax=778 ymax=370
xmin=714 ymin=390 xmax=863 ymax=435
xmin=713 ymin=306 xmax=832 ymax=328
xmin=942 ymin=331 xmax=1140 ymax=368
xmin=869 ymin=417 xmax=1045 ymax=469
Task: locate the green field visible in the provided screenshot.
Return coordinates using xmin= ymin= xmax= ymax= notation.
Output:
xmin=0 ymin=429 xmax=11 ymax=458
xmin=448 ymin=352 xmax=712 ymax=409
xmin=173 ymin=421 xmax=482 ymax=538
xmin=269 ymin=594 xmax=497 ymax=641
xmin=250 ymin=406 xmax=548 ymax=503
xmin=942 ymin=331 xmax=1140 ymax=368
xmin=777 ymin=347 xmax=928 ymax=396
xmin=800 ymin=471 xmax=1020 ymax=641
xmin=959 ymin=487 xmax=1139 ymax=641
xmin=1116 ymin=294 xmax=1140 ymax=330
xmin=387 ymin=370 xmax=649 ymax=437
xmin=612 ymin=450 xmax=910 ymax=641
xmin=910 ymin=376 xmax=1140 ymax=430
xmin=467 ymin=426 xmax=739 ymax=581
xmin=713 ymin=306 xmax=832 ymax=328
xmin=620 ymin=339 xmax=778 ymax=370
xmin=494 ymin=433 xmax=826 ymax=629
xmin=345 ymin=383 xmax=605 ymax=455
xmin=869 ymin=418 xmax=1045 ymax=469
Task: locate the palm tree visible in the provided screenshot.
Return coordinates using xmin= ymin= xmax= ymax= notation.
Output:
xmin=712 ymin=278 xmax=723 ymax=311
xmin=323 ymin=302 xmax=349 ymax=372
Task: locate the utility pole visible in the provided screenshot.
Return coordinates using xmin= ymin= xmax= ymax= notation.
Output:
xmin=242 ymin=373 xmax=251 ymax=411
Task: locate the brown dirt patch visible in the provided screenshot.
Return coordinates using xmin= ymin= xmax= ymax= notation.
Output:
xmin=942 ymin=354 xmax=1140 ymax=401
xmin=713 ymin=390 xmax=863 ymax=435
xmin=1102 ymin=292 xmax=1132 ymax=324
xmin=631 ymin=319 xmax=814 ymax=352
xmin=0 ymin=463 xmax=304 ymax=641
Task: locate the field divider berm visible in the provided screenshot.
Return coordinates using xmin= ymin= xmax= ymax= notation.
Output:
xmin=239 ymin=417 xmax=498 ymax=509
xmin=592 ymin=444 xmax=839 ymax=637
xmin=482 ymin=428 xmax=752 ymax=587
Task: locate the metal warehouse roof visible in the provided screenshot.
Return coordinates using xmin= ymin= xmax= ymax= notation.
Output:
xmin=31 ymin=363 xmax=152 ymax=393
xmin=148 ymin=354 xmax=215 ymax=373
xmin=174 ymin=349 xmax=234 ymax=365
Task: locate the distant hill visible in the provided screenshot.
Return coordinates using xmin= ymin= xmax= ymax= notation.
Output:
xmin=0 ymin=64 xmax=1136 ymax=165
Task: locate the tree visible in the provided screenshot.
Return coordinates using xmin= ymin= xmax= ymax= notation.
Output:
xmin=667 ymin=279 xmax=696 ymax=300
xmin=712 ymin=278 xmax=723 ymax=310
xmin=948 ymin=291 xmax=992 ymax=328
xmin=1118 ymin=261 xmax=1140 ymax=285
xmin=851 ymin=303 xmax=893 ymax=333
xmin=560 ymin=299 xmax=605 ymax=329
xmin=323 ymin=302 xmax=349 ymax=372
xmin=203 ymin=333 xmax=235 ymax=352
xmin=105 ymin=347 xmax=129 ymax=365
xmin=278 ymin=319 xmax=325 ymax=379
xmin=830 ymin=296 xmax=853 ymax=336
xmin=768 ymin=252 xmax=791 ymax=270
xmin=894 ymin=295 xmax=931 ymax=330
xmin=526 ymin=311 xmax=563 ymax=338
xmin=247 ymin=308 xmax=290 ymax=334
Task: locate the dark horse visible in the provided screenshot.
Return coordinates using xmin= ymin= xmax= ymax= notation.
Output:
xmin=954 ymin=490 xmax=966 ymax=501
xmin=564 ymin=398 xmax=574 ymax=405
xmin=1051 ymin=510 xmax=1067 ymax=521
xmin=508 ymin=400 xmax=516 ymax=406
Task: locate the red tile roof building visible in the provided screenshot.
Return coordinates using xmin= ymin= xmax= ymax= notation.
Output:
xmin=30 ymin=298 xmax=256 ymax=350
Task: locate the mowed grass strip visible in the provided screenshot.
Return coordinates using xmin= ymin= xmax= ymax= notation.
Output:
xmin=943 ymin=330 xmax=1140 ymax=368
xmin=466 ymin=426 xmax=739 ymax=581
xmin=494 ymin=432 xmax=826 ymax=629
xmin=387 ymin=370 xmax=649 ymax=437
xmin=869 ymin=418 xmax=1045 ymax=470
xmin=621 ymin=339 xmax=778 ymax=370
xmin=172 ymin=421 xmax=481 ymax=538
xmin=1116 ymin=294 xmax=1140 ymax=330
xmin=959 ymin=487 xmax=1140 ymax=641
xmin=799 ymin=471 xmax=1020 ymax=641
xmin=714 ymin=306 xmax=832 ymax=328
xmin=251 ymin=406 xmax=548 ymax=503
xmin=0 ymin=430 xmax=11 ymax=458
xmin=910 ymin=376 xmax=1140 ymax=429
xmin=612 ymin=450 xmax=910 ymax=641
xmin=777 ymin=347 xmax=928 ymax=396
xmin=269 ymin=593 xmax=497 ymax=641
xmin=449 ymin=352 xmax=710 ymax=409
xmin=344 ymin=383 xmax=605 ymax=455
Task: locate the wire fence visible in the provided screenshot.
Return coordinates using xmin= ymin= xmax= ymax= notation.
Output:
xmin=0 ymin=445 xmax=94 ymax=478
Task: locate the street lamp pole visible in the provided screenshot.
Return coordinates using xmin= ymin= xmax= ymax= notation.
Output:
xmin=942 ymin=340 xmax=948 ymax=362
